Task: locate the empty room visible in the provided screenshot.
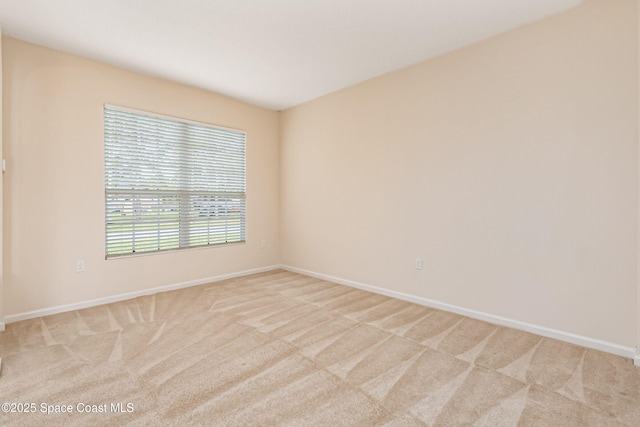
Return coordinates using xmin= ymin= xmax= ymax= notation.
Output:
xmin=0 ymin=0 xmax=639 ymax=425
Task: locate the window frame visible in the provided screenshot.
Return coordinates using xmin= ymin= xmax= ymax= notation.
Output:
xmin=103 ymin=104 xmax=247 ymax=259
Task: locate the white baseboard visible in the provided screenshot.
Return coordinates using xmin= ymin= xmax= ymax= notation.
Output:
xmin=4 ymin=265 xmax=280 ymax=325
xmin=4 ymin=263 xmax=637 ymax=365
xmin=280 ymin=265 xmax=637 ymax=361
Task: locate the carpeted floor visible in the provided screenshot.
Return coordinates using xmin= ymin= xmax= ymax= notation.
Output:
xmin=0 ymin=269 xmax=638 ymax=426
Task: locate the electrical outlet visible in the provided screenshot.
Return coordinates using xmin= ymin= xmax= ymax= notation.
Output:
xmin=77 ymin=260 xmax=85 ymax=272
xmin=261 ymin=240 xmax=266 ymax=248
xmin=415 ymin=258 xmax=423 ymax=270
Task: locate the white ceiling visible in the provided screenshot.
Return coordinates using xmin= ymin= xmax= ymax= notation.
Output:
xmin=0 ymin=0 xmax=583 ymax=111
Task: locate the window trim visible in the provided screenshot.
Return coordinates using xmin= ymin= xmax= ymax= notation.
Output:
xmin=104 ymin=104 xmax=247 ymax=259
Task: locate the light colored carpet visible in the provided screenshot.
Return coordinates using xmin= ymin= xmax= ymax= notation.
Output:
xmin=0 ymin=269 xmax=638 ymax=426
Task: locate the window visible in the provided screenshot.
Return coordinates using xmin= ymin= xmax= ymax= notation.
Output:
xmin=104 ymin=105 xmax=246 ymax=258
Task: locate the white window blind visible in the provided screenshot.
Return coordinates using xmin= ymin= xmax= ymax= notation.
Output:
xmin=104 ymin=105 xmax=246 ymax=258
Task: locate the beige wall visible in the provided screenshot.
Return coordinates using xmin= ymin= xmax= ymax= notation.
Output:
xmin=2 ymin=37 xmax=280 ymax=316
xmin=281 ymin=0 xmax=638 ymax=347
